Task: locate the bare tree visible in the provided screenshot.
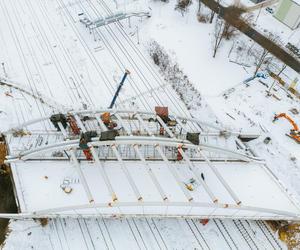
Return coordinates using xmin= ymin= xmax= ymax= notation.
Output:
xmin=251 ymin=33 xmax=281 ymax=76
xmin=212 ymin=18 xmax=225 ymax=57
xmin=253 ymin=47 xmax=270 ymax=76
xmin=212 ymin=18 xmax=235 ymax=57
xmin=197 ymin=0 xmax=201 ymax=15
xmin=222 ymin=21 xmax=236 ymax=40
xmin=175 ymin=0 xmax=192 ymax=16
xmin=209 ymin=10 xmax=215 ymax=23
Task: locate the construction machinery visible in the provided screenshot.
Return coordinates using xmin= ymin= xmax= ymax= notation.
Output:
xmin=109 ymin=69 xmax=130 ymax=109
xmin=50 ymin=114 xmax=68 ymax=131
xmin=243 ymin=72 xmax=268 ymax=86
xmin=273 ymin=113 xmax=300 ymax=143
xmin=101 ymin=70 xmax=130 ymax=130
xmin=50 ymin=113 xmax=81 ymax=135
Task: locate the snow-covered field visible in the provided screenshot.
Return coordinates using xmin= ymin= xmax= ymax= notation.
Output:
xmin=142 ymin=0 xmax=300 ymax=198
xmin=0 ymin=0 xmax=299 ymax=248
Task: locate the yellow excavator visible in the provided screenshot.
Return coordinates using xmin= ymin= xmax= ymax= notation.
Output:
xmin=273 ymin=113 xmax=300 ymax=143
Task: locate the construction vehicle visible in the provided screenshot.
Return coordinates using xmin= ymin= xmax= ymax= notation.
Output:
xmin=101 ymin=70 xmax=130 ymax=129
xmin=273 ymin=113 xmax=300 ymax=143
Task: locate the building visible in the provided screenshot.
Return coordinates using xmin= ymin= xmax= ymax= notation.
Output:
xmin=274 ymin=0 xmax=300 ymax=29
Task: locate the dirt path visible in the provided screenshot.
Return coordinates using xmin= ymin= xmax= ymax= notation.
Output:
xmin=201 ymin=0 xmax=300 ymax=73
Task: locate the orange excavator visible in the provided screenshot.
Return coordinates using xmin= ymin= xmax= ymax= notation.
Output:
xmin=273 ymin=113 xmax=300 ymax=143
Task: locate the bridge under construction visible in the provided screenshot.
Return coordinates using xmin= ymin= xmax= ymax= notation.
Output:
xmin=2 ymin=108 xmax=300 ymax=221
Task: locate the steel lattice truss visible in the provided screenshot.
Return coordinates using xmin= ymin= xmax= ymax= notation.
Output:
xmin=3 ymin=109 xmax=300 ymax=220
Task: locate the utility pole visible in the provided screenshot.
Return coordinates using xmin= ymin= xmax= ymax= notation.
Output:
xmin=136 ymin=26 xmax=140 ymax=45
xmin=255 ymin=5 xmax=263 ymax=24
xmin=1 ymin=63 xmax=7 ymax=78
xmin=128 ymin=17 xmax=131 ymax=28
xmin=267 ymin=64 xmax=287 ymax=96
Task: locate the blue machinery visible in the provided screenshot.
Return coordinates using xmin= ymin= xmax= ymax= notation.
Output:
xmin=109 ymin=69 xmax=130 ymax=109
xmin=243 ymin=72 xmax=268 ymax=85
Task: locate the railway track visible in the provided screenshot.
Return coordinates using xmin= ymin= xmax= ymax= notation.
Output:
xmin=214 ymin=219 xmax=238 ymax=250
xmin=0 ymin=0 xmax=287 ymax=249
xmin=0 ymin=0 xmax=49 ymax=127
xmin=189 ymin=219 xmax=211 ymax=250
xmin=43 ymin=218 xmax=287 ymax=249
xmin=185 ymin=219 xmax=206 ymax=250
xmin=233 ymin=220 xmax=259 ymax=250
xmin=256 ymin=221 xmax=283 ymax=250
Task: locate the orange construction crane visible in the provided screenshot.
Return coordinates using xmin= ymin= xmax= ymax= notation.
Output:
xmin=273 ymin=113 xmax=300 ymax=143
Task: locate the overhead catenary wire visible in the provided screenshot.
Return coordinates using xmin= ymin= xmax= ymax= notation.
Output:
xmin=32 ymin=0 xmax=94 ymax=108
xmin=77 ymin=1 xmax=152 ymax=111
xmin=94 ymin=0 xmax=193 ymax=117
xmin=0 ymin=0 xmax=49 ymax=130
xmin=82 ymin=0 xmax=201 ymax=132
xmin=8 ymin=0 xmax=54 ymax=129
xmin=54 ymin=0 xmax=130 ymax=105
xmin=84 ymin=1 xmax=164 ymax=107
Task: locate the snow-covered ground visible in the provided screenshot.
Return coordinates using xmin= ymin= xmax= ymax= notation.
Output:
xmin=141 ymin=1 xmax=250 ymax=96
xmin=141 ymin=0 xmax=300 ymax=198
xmin=0 ymin=0 xmax=299 ymax=248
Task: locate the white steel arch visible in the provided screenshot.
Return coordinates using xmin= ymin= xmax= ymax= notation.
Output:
xmin=5 ymin=108 xmax=238 ymax=133
xmin=5 ymin=109 xmax=299 ymax=221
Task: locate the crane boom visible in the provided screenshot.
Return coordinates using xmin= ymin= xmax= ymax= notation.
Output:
xmin=109 ymin=69 xmax=130 ymax=109
xmin=273 ymin=113 xmax=299 ymax=131
xmin=273 ymin=113 xmax=300 ymax=143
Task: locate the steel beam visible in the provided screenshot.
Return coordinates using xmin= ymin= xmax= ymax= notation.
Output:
xmin=198 ymin=149 xmax=242 ymax=205
xmin=57 ymin=122 xmax=94 ymax=203
xmin=115 ymin=113 xmax=168 ymax=201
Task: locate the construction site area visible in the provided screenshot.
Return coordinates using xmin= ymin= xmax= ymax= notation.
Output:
xmin=0 ymin=0 xmax=300 ymax=249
